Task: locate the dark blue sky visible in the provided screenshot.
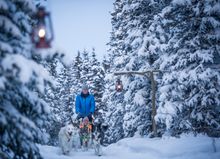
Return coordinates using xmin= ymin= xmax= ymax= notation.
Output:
xmin=48 ymin=0 xmax=114 ymax=62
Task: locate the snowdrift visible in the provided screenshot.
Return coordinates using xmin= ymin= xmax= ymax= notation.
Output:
xmin=39 ymin=134 xmax=220 ymax=159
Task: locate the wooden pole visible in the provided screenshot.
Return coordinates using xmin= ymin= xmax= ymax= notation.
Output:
xmin=150 ymin=72 xmax=157 ymax=136
xmin=114 ymin=70 xmax=159 ymax=136
xmin=114 ymin=70 xmax=160 ymax=76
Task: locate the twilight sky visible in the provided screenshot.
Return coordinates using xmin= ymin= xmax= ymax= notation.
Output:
xmin=48 ymin=0 xmax=114 ymax=62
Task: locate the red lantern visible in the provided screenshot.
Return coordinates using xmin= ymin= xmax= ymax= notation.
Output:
xmin=32 ymin=7 xmax=54 ymax=49
xmin=115 ymin=78 xmax=123 ymax=92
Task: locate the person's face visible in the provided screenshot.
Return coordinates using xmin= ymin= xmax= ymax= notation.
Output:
xmin=82 ymin=89 xmax=88 ymax=94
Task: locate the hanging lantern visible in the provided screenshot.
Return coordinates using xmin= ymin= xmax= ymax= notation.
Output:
xmin=32 ymin=7 xmax=54 ymax=49
xmin=115 ymin=78 xmax=123 ymax=92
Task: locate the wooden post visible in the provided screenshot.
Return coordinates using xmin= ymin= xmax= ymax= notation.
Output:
xmin=150 ymin=71 xmax=157 ymax=136
xmin=114 ymin=70 xmax=160 ymax=137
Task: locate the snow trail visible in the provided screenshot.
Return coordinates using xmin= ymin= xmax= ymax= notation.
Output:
xmin=39 ymin=134 xmax=220 ymax=159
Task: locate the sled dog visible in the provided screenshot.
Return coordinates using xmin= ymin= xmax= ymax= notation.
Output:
xmin=58 ymin=124 xmax=76 ymax=155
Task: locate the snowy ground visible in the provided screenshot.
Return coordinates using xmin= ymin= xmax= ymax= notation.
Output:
xmin=39 ymin=134 xmax=220 ymax=159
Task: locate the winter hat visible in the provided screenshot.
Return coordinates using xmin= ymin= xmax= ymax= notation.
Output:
xmin=82 ymin=84 xmax=89 ymax=90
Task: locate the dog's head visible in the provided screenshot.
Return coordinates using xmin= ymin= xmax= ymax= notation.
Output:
xmin=65 ymin=125 xmax=74 ymax=137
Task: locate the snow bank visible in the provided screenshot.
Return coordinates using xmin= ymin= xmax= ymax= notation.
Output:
xmin=39 ymin=134 xmax=220 ymax=159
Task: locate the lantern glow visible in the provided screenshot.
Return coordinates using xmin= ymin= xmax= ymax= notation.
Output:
xmin=117 ymin=85 xmax=122 ymax=89
xmin=38 ymin=28 xmax=46 ymax=38
xmin=115 ymin=78 xmax=123 ymax=92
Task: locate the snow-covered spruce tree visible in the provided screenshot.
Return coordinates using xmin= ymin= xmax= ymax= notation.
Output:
xmin=74 ymin=51 xmax=83 ymax=80
xmin=102 ymin=55 xmax=111 ymax=73
xmin=104 ymin=0 xmax=140 ymax=143
xmin=102 ymin=74 xmax=126 ymax=144
xmin=42 ymin=60 xmax=72 ymax=133
xmin=89 ymin=49 xmax=106 ymax=124
xmin=89 ymin=48 xmax=105 ymax=104
xmin=56 ymin=64 xmax=73 ymax=125
xmin=71 ymin=51 xmax=83 ymax=94
xmin=40 ymin=53 xmax=65 ymax=146
xmin=103 ymin=0 xmax=168 ymax=143
xmin=0 ymin=1 xmax=54 ymax=158
xmin=118 ymin=0 xmax=167 ymax=138
xmin=156 ymin=0 xmax=220 ymax=137
xmin=67 ymin=51 xmax=83 ymax=119
xmin=81 ymin=49 xmax=91 ymax=83
xmin=37 ymin=51 xmax=79 ymax=146
xmin=88 ymin=48 xmax=100 ymax=91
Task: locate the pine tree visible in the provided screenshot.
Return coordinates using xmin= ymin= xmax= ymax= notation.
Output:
xmin=68 ymin=51 xmax=83 ymax=119
xmin=102 ymin=55 xmax=111 ymax=73
xmin=156 ymin=0 xmax=220 ymax=137
xmin=89 ymin=49 xmax=106 ymax=122
xmin=81 ymin=49 xmax=91 ymax=83
xmin=0 ymin=1 xmax=54 ymax=158
xmin=103 ymin=0 xmax=166 ymax=143
xmin=42 ymin=53 xmax=65 ymax=146
xmin=73 ymin=51 xmax=83 ymax=84
xmin=57 ymin=65 xmax=73 ymax=124
xmin=103 ymin=0 xmax=129 ymax=143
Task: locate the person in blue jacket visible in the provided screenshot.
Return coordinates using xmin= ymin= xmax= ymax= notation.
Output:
xmin=75 ymin=84 xmax=95 ymax=122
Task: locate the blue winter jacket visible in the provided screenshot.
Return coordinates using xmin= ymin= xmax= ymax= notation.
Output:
xmin=75 ymin=93 xmax=95 ymax=117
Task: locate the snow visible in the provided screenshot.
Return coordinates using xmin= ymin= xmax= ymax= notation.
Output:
xmin=172 ymin=0 xmax=191 ymax=6
xmin=0 ymin=15 xmax=22 ymax=38
xmin=2 ymin=54 xmax=53 ymax=92
xmin=0 ymin=41 xmax=13 ymax=53
xmin=0 ymin=0 xmax=9 ymax=10
xmin=204 ymin=1 xmax=220 ymax=15
xmin=39 ymin=134 xmax=220 ymax=159
xmin=22 ymin=0 xmax=36 ymax=12
xmin=0 ymin=76 xmax=6 ymax=89
xmin=133 ymin=89 xmax=146 ymax=106
xmin=124 ymin=90 xmax=132 ymax=102
xmin=2 ymin=101 xmax=37 ymax=130
xmin=114 ymin=56 xmax=126 ymax=65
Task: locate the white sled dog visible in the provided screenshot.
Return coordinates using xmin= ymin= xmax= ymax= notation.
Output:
xmin=58 ymin=124 xmax=76 ymax=155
